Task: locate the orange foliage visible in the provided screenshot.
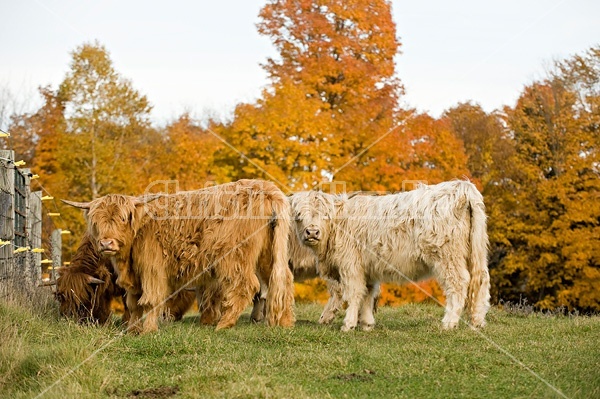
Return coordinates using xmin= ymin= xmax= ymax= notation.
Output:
xmin=378 ymin=280 xmax=445 ymax=307
xmin=294 ymin=278 xmax=445 ymax=307
xmin=156 ymin=114 xmax=224 ymax=190
xmin=337 ymin=112 xmax=470 ymax=191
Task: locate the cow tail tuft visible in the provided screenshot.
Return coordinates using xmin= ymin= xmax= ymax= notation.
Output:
xmin=265 ymin=195 xmax=296 ymax=327
xmin=466 ymin=185 xmax=490 ymax=328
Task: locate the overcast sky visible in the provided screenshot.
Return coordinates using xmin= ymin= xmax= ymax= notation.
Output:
xmin=1 ymin=0 xmax=598 ymax=127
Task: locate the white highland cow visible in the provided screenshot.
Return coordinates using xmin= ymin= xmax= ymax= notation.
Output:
xmin=290 ymin=180 xmax=490 ymax=331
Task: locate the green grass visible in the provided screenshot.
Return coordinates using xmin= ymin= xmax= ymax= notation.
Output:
xmin=1 ymin=296 xmax=599 ymax=399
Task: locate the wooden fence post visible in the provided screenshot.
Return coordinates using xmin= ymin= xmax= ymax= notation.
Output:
xmin=51 ymin=229 xmax=62 ymax=283
xmin=0 ymin=150 xmax=14 ymax=297
xmin=29 ymin=190 xmax=42 ymax=286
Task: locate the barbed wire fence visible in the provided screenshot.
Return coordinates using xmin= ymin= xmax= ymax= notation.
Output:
xmin=0 ymin=149 xmax=60 ymax=299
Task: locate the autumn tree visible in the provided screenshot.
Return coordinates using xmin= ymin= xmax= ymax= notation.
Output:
xmin=495 ymin=46 xmax=600 ymax=311
xmin=442 ymin=102 xmax=514 ymax=187
xmin=349 ymin=111 xmax=470 ymax=192
xmin=216 ymin=81 xmax=332 ymax=189
xmin=56 ymin=42 xmax=155 ymax=199
xmin=219 ymin=0 xmax=403 ymax=190
xmin=0 ymin=85 xmax=47 ymax=164
xmin=156 ymin=114 xmax=224 ymax=190
xmin=4 ymin=115 xmax=37 ymax=165
xmin=19 ymin=42 xmax=161 ymax=252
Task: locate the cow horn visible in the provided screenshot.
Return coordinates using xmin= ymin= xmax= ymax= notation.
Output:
xmin=86 ymin=275 xmax=105 ymax=285
xmin=347 ymin=191 xmax=362 ymax=199
xmin=38 ymin=281 xmax=56 ymax=287
xmin=134 ymin=194 xmax=162 ymax=205
xmin=62 ymin=199 xmax=92 ymax=209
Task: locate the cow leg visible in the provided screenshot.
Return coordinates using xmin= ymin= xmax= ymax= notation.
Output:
xmin=358 ymin=282 xmax=380 ymax=331
xmin=142 ymin=302 xmax=164 ymax=334
xmin=164 ymin=290 xmax=194 ymax=321
xmin=340 ymin=273 xmax=367 ymax=332
xmin=121 ymin=295 xmax=131 ymax=324
xmin=198 ymin=283 xmax=222 ymax=326
xmin=125 ymin=291 xmax=144 ymax=334
xmin=250 ymin=294 xmax=266 ymax=323
xmin=138 ymin=277 xmax=169 ymax=334
xmin=250 ymin=275 xmax=268 ymax=323
xmin=215 ymin=269 xmax=260 ymax=331
xmin=436 ymin=259 xmax=470 ymax=329
xmin=319 ymin=279 xmax=344 ymax=325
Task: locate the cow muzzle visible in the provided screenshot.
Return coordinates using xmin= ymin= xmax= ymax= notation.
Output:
xmin=303 ymin=228 xmax=321 ymax=245
xmin=99 ymin=239 xmax=119 ymax=256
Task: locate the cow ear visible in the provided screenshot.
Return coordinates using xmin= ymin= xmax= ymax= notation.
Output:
xmin=86 ymin=275 xmax=105 ymax=285
xmin=62 ymin=199 xmax=91 ymax=209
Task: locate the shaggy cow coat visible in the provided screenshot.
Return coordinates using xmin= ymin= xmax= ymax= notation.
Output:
xmin=55 ymin=233 xmax=126 ymax=324
xmin=56 ymin=233 xmax=196 ymax=325
xmin=290 ymin=180 xmax=490 ymax=331
xmin=65 ymin=179 xmax=295 ymax=333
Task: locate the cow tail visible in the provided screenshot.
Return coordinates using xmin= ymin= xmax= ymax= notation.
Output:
xmin=466 ymin=185 xmax=491 ymax=328
xmin=265 ymin=196 xmax=296 ymax=327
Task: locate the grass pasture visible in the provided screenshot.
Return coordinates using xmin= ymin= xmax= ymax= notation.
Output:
xmin=1 ymin=297 xmax=599 ymax=399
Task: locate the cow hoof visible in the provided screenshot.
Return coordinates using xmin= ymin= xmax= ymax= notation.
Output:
xmin=215 ymin=321 xmax=235 ymax=331
xmin=141 ymin=325 xmax=158 ymax=334
xmin=470 ymin=318 xmax=486 ymax=329
xmin=442 ymin=321 xmax=459 ymax=330
xmin=319 ymin=314 xmax=335 ymax=325
xmin=360 ymin=323 xmax=375 ymax=332
xmin=126 ymin=325 xmax=142 ymax=335
xmin=340 ymin=324 xmax=356 ymax=332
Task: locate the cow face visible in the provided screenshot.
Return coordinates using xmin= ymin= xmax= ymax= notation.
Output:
xmin=88 ymin=195 xmax=139 ymax=257
xmin=290 ymin=191 xmax=338 ymax=247
xmin=55 ymin=269 xmax=109 ymax=324
xmin=64 ymin=194 xmax=150 ymax=258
